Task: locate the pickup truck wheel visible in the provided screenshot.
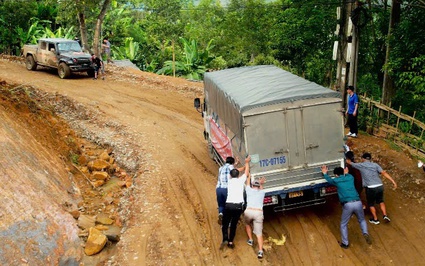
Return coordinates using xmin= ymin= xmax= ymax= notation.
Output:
xmin=58 ymin=63 xmax=71 ymax=79
xmin=26 ymin=55 xmax=37 ymax=71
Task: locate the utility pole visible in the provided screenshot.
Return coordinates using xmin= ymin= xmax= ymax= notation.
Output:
xmin=348 ymin=1 xmax=365 ymax=88
xmin=334 ymin=0 xmax=354 ymax=106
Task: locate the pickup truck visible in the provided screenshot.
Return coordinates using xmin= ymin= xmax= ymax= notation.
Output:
xmin=22 ymin=38 xmax=94 ymax=79
xmin=194 ymin=65 xmax=344 ymax=211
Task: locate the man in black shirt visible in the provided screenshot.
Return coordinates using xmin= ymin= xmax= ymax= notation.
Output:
xmin=91 ymin=54 xmax=104 ymax=80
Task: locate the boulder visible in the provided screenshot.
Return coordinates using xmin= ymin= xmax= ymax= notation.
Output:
xmin=87 ymin=159 xmax=110 ymax=171
xmin=92 ymin=171 xmax=109 ymax=180
xmin=78 ymin=215 xmax=95 ymax=230
xmin=85 ymin=227 xmax=107 ymax=256
xmin=103 ymin=225 xmax=121 ymax=242
xmin=96 ymin=213 xmax=114 ymax=225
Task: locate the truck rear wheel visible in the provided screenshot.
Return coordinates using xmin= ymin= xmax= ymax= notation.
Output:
xmin=58 ymin=63 xmax=71 ymax=79
xmin=26 ymin=55 xmax=37 ymax=71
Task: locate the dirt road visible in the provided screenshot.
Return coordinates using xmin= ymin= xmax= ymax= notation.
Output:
xmin=1 ymin=58 xmax=425 ymax=266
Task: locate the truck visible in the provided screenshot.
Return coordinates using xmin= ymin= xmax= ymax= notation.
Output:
xmin=194 ymin=65 xmax=345 ymax=211
xmin=22 ymin=38 xmax=94 ymax=79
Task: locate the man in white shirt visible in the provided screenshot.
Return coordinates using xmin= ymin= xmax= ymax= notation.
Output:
xmin=220 ymin=156 xmax=251 ymax=250
xmin=216 ymin=157 xmax=243 ymax=224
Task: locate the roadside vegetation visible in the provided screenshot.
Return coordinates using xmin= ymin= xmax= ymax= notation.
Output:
xmin=1 ymin=0 xmax=424 ymax=123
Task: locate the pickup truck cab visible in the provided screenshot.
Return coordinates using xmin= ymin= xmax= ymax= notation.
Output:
xmin=23 ymin=38 xmax=94 ymax=79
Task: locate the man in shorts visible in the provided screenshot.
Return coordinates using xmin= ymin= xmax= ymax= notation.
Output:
xmin=244 ymin=176 xmax=266 ymax=259
xmin=346 ymin=152 xmax=397 ymax=224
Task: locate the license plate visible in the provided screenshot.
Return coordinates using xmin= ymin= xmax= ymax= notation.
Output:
xmin=289 ymin=191 xmax=303 ymax=198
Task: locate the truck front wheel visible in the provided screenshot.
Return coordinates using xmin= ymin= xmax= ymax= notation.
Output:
xmin=26 ymin=55 xmax=37 ymax=71
xmin=58 ymin=63 xmax=71 ymax=79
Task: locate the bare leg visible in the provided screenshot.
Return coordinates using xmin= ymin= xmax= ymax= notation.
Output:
xmin=245 ymin=224 xmax=253 ymax=241
xmin=379 ymin=202 xmax=387 ymax=216
xmin=257 ymin=235 xmax=263 ymax=251
xmin=369 ymin=206 xmax=378 ymax=220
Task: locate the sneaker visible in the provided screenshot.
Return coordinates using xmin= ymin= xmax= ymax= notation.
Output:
xmin=218 ymin=213 xmax=223 ymax=225
xmin=247 ymin=239 xmax=254 ymax=246
xmin=257 ymin=250 xmax=264 ymax=259
xmin=219 ymin=240 xmax=228 ymax=250
xmin=340 ymin=243 xmax=349 ymax=249
xmin=418 ymin=161 xmax=424 ymax=168
xmin=346 ymin=132 xmax=353 ymax=136
xmin=383 ymin=215 xmax=391 ymax=223
xmin=369 ymin=218 xmax=380 ymax=225
xmin=227 ymin=242 xmax=235 ymax=249
xmin=364 ymin=234 xmax=372 ymax=245
xmin=350 ymin=133 xmax=357 ymax=138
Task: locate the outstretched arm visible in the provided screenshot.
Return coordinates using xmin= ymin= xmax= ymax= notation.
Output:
xmin=321 ymin=165 xmax=336 ymax=185
xmin=244 ymin=156 xmax=251 ymax=177
xmin=381 ymin=170 xmax=397 ymax=189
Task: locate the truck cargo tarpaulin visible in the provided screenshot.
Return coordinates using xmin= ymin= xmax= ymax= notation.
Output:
xmin=209 ymin=117 xmax=232 ymax=159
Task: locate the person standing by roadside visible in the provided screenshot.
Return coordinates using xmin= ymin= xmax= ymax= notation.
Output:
xmin=321 ymin=165 xmax=371 ymax=249
xmin=346 ymin=152 xmax=397 ymax=224
xmin=244 ymin=176 xmax=266 ymax=259
xmin=216 ymin=157 xmax=242 ymax=224
xmin=220 ymin=156 xmax=250 ymax=250
xmin=102 ymin=37 xmax=113 ymax=63
xmin=345 ymin=86 xmax=359 ymax=138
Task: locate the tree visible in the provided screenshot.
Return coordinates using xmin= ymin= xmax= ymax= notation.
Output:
xmin=381 ymin=0 xmax=401 ymax=105
xmin=0 ymin=0 xmax=38 ymax=54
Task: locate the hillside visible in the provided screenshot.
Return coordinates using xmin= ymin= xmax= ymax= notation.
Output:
xmin=1 ymin=57 xmax=425 ymax=266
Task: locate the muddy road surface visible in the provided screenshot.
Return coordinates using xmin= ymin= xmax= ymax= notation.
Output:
xmin=1 ymin=58 xmax=425 ymax=266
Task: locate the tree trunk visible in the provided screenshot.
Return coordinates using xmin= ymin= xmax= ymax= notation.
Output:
xmin=382 ymin=0 xmax=401 ymax=105
xmin=77 ymin=12 xmax=90 ymax=53
xmin=93 ymin=0 xmax=111 ymax=56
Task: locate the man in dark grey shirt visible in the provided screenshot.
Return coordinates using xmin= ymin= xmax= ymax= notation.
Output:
xmin=346 ymin=152 xmax=397 ymax=224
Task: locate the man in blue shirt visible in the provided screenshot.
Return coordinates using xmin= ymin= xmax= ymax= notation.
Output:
xmin=321 ymin=165 xmax=371 ymax=248
xmin=345 ymin=86 xmax=359 ymax=138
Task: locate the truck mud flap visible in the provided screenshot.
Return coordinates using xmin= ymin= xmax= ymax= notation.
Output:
xmin=273 ymin=198 xmax=326 ymax=212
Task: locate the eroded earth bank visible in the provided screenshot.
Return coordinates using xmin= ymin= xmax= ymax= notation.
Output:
xmin=1 ymin=57 xmax=425 ymax=266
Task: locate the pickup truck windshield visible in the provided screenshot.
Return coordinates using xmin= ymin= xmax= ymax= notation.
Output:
xmin=57 ymin=42 xmax=82 ymax=53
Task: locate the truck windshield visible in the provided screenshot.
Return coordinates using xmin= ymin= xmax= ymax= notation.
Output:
xmin=57 ymin=42 xmax=82 ymax=53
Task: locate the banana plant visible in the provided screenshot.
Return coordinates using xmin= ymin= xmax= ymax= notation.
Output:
xmin=112 ymin=37 xmax=141 ymax=61
xmin=41 ymin=26 xmax=75 ymax=39
xmin=157 ymin=38 xmax=215 ymax=80
xmin=15 ymin=20 xmax=44 ymax=48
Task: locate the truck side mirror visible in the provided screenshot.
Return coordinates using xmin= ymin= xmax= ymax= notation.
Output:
xmin=194 ymin=98 xmax=201 ymax=108
xmin=194 ymin=98 xmax=203 ymax=114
